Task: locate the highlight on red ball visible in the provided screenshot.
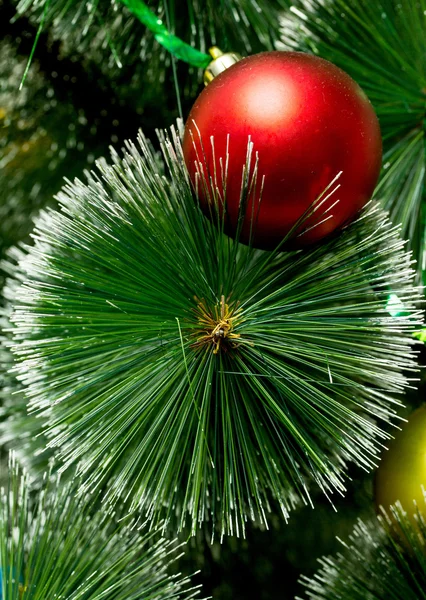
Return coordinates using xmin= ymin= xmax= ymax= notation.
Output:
xmin=183 ymin=51 xmax=382 ymax=250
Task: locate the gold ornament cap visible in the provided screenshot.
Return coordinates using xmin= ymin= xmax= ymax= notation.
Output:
xmin=204 ymin=47 xmax=242 ymax=86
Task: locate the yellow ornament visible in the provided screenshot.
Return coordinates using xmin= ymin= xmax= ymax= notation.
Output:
xmin=375 ymin=405 xmax=426 ymax=517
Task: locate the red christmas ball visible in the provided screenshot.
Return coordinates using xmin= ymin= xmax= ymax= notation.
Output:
xmin=183 ymin=51 xmax=382 ymax=249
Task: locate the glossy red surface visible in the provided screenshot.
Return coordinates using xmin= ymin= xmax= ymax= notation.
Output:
xmin=183 ymin=51 xmax=382 ymax=249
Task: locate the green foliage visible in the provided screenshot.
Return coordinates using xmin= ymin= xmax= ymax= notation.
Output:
xmin=0 ymin=454 xmax=201 ymax=600
xmin=0 ymin=38 xmax=106 ymax=281
xmin=0 ymin=364 xmax=51 ymax=481
xmin=279 ymin=0 xmax=426 ymax=284
xmin=0 ymin=41 xmax=54 ymax=256
xmin=15 ymin=0 xmax=288 ymax=53
xmin=13 ymin=0 xmax=288 ymax=95
xmin=299 ymin=500 xmax=426 ymax=599
xmin=0 ymin=271 xmax=53 ymax=479
xmin=6 ymin=126 xmax=423 ymax=537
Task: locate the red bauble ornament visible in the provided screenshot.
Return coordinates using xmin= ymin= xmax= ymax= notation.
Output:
xmin=183 ymin=51 xmax=382 ymax=249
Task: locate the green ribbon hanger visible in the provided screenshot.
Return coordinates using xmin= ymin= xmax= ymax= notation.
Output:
xmin=119 ymin=0 xmax=212 ymax=68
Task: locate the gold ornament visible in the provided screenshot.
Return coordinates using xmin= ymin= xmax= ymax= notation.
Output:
xmin=375 ymin=405 xmax=426 ymax=518
xmin=203 ymin=47 xmax=242 ymax=85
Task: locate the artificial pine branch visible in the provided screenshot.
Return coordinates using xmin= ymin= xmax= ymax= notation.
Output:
xmin=299 ymin=500 xmax=426 ymax=600
xmin=0 ymin=37 xmax=110 ymax=286
xmin=11 ymin=0 xmax=287 ymax=82
xmin=0 ymin=39 xmax=58 ymax=266
xmin=0 ymin=268 xmax=53 ymax=479
xmin=0 ymin=453 xmax=202 ymax=600
xmin=5 ymin=126 xmax=423 ymax=538
xmin=279 ymin=0 xmax=426 ymax=284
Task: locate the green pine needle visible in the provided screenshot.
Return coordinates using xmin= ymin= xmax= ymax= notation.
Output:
xmin=0 ymin=38 xmax=106 ymax=288
xmin=0 ymin=453 xmax=202 ymax=600
xmin=299 ymin=500 xmax=426 ymax=599
xmin=14 ymin=0 xmax=287 ymax=77
xmin=5 ymin=126 xmax=423 ymax=538
xmin=279 ymin=0 xmax=426 ymax=284
xmin=0 ymin=274 xmax=53 ymax=480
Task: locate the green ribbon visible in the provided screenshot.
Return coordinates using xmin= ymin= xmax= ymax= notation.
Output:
xmin=119 ymin=0 xmax=212 ymax=69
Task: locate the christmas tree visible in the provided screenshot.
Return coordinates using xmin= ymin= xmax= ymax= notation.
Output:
xmin=1 ymin=0 xmax=425 ymax=598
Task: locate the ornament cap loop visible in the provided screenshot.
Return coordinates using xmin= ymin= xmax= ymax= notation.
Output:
xmin=204 ymin=46 xmax=242 ymax=86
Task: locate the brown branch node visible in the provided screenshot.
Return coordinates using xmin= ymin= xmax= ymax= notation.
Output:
xmin=192 ymin=294 xmax=242 ymax=354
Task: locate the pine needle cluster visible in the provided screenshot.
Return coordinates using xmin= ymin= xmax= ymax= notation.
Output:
xmin=0 ymin=40 xmax=56 ymax=260
xmin=299 ymin=501 xmax=426 ymax=599
xmin=0 ymin=38 xmax=105 ymax=284
xmin=0 ymin=453 xmax=201 ymax=600
xmin=279 ymin=0 xmax=426 ymax=284
xmin=12 ymin=0 xmax=288 ymax=86
xmin=6 ymin=126 xmax=423 ymax=538
xmin=0 ymin=273 xmax=52 ymax=479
